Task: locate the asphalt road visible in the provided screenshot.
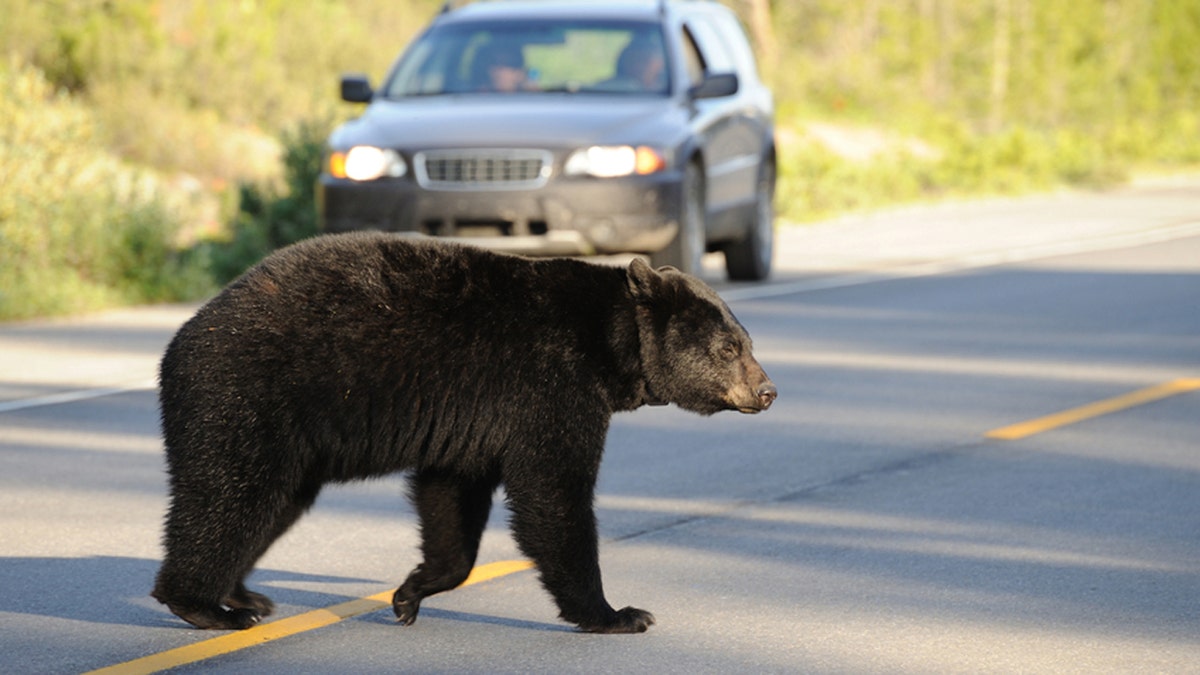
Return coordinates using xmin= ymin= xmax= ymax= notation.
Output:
xmin=2 ymin=182 xmax=1199 ymax=673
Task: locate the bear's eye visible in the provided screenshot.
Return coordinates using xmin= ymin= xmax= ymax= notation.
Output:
xmin=719 ymin=340 xmax=740 ymax=360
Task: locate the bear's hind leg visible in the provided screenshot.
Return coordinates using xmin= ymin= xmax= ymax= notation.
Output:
xmin=154 ymin=482 xmax=319 ymax=629
xmin=216 ymin=489 xmax=319 ymax=618
xmin=153 ymin=525 xmax=260 ymax=628
xmin=393 ymin=470 xmax=497 ymax=625
xmin=152 ymin=550 xmax=263 ymax=630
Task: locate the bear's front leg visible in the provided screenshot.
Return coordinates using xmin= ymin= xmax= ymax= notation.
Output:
xmin=394 ymin=470 xmax=498 ymax=625
xmin=503 ymin=460 xmax=655 ymax=634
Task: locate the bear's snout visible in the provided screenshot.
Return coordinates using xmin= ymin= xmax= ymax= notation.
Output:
xmin=756 ymin=382 xmax=778 ymax=410
xmin=736 ymin=380 xmax=776 ymax=414
xmin=730 ymin=375 xmax=776 ymax=414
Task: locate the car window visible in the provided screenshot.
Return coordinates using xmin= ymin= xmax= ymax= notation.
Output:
xmin=384 ymin=20 xmax=670 ymax=97
xmin=704 ymin=11 xmax=760 ymax=80
xmin=679 ymin=27 xmax=706 ymax=87
xmin=684 ymin=15 xmax=735 ymax=75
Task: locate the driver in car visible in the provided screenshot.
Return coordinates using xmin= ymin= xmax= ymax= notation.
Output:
xmin=475 ymin=43 xmax=538 ymax=92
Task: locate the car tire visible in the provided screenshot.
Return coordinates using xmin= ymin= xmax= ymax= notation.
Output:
xmin=723 ymin=159 xmax=775 ymax=281
xmin=652 ymin=161 xmax=705 ymax=275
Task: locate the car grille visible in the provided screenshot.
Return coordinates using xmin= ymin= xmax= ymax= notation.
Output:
xmin=415 ymin=149 xmax=552 ymax=191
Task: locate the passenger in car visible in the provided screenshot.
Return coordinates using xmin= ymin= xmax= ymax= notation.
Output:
xmin=613 ymin=41 xmax=667 ymax=93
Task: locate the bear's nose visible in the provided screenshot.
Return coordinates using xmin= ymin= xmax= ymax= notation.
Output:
xmin=756 ymin=382 xmax=777 ymax=409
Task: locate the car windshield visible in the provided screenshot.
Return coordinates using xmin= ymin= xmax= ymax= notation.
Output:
xmin=383 ymin=19 xmax=670 ymax=97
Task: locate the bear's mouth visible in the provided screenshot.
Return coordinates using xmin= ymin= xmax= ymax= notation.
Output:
xmin=642 ymin=381 xmax=669 ymax=407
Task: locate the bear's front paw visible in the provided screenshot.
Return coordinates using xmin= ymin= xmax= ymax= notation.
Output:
xmin=393 ymin=594 xmax=422 ymax=626
xmin=580 ymin=606 xmax=656 ymax=634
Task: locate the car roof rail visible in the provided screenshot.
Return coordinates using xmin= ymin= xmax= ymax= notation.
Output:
xmin=439 ymin=0 xmax=484 ymax=13
xmin=659 ymin=0 xmax=712 ymax=16
xmin=439 ymin=0 xmax=715 ymax=16
xmin=438 ymin=0 xmax=509 ymax=13
xmin=443 ymin=0 xmax=702 ymax=14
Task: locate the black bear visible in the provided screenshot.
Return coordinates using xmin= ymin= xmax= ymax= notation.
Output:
xmin=152 ymin=232 xmax=775 ymax=634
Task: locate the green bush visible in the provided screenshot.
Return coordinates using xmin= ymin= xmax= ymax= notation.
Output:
xmin=0 ymin=55 xmax=328 ymax=320
xmin=0 ymin=60 xmax=213 ymax=320
xmin=200 ymin=119 xmax=329 ymax=284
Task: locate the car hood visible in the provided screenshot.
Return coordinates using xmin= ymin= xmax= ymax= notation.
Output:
xmin=330 ymin=95 xmax=687 ymax=150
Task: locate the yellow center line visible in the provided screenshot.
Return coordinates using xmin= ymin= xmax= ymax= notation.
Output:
xmin=985 ymin=378 xmax=1200 ymax=441
xmin=87 ymin=559 xmax=535 ymax=675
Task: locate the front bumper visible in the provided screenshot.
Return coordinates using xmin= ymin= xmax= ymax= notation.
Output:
xmin=317 ymin=171 xmax=682 ymax=256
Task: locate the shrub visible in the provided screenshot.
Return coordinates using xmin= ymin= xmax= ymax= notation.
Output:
xmin=0 ymin=60 xmax=213 ymax=320
xmin=200 ymin=119 xmax=329 ymax=284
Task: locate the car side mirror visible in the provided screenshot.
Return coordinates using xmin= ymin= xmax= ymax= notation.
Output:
xmin=688 ymin=72 xmax=739 ymax=100
xmin=340 ymin=74 xmax=374 ymax=103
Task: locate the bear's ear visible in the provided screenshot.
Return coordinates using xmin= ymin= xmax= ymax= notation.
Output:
xmin=627 ymin=257 xmax=661 ymax=301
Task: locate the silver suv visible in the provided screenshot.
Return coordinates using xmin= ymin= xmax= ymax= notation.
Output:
xmin=318 ymin=0 xmax=775 ymax=279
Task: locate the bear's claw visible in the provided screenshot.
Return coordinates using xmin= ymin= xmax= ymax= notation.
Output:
xmin=227 ymin=608 xmax=263 ymax=629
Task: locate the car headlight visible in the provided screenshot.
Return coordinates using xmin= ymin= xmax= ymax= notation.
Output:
xmin=565 ymin=145 xmax=666 ymax=178
xmin=328 ymin=146 xmax=407 ymax=181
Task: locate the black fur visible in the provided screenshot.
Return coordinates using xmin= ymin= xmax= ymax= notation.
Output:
xmin=152 ymin=232 xmax=775 ymax=633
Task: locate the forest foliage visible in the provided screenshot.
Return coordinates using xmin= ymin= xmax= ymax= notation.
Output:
xmin=2 ymin=0 xmax=1198 ymax=319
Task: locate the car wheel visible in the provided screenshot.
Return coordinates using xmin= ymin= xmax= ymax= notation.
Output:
xmin=724 ymin=159 xmax=774 ymax=281
xmin=652 ymin=161 xmax=705 ymax=275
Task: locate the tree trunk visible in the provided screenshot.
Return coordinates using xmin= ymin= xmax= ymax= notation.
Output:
xmin=989 ymin=0 xmax=1012 ymax=133
xmin=743 ymin=0 xmax=778 ymax=81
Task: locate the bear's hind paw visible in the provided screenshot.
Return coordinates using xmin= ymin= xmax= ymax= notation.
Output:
xmin=166 ymin=603 xmax=263 ymax=630
xmin=224 ymin=587 xmax=275 ymax=617
xmin=223 ymin=607 xmax=264 ymax=630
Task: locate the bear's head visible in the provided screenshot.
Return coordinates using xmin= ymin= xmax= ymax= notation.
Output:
xmin=627 ymin=258 xmax=777 ymax=416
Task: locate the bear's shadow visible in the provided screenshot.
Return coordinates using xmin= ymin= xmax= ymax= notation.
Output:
xmin=358 ymin=607 xmax=571 ymax=632
xmin=0 ymin=556 xmax=567 ymax=632
xmin=0 ymin=556 xmax=376 ymax=628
